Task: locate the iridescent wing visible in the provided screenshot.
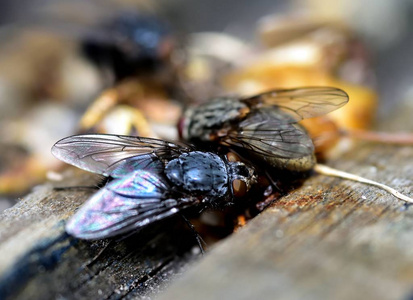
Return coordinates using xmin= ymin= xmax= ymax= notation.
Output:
xmin=52 ymin=134 xmax=193 ymax=177
xmin=66 ymin=170 xmax=199 ymax=239
xmin=242 ymin=87 xmax=349 ymax=122
xmin=221 ymin=109 xmax=314 ymax=159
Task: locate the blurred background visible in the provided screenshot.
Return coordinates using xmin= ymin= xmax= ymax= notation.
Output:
xmin=0 ymin=0 xmax=413 ymax=210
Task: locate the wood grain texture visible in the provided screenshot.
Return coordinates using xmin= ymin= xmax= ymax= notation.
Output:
xmin=1 ymin=106 xmax=413 ymax=299
xmin=160 ymin=143 xmax=413 ymax=300
xmin=0 ymin=170 xmax=202 ymax=299
xmin=160 ymin=101 xmax=413 ymax=300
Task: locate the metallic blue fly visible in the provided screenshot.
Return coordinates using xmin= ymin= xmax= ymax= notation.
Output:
xmin=52 ymin=134 xmax=256 ymax=239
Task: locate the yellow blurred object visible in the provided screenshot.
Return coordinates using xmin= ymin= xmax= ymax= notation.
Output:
xmin=79 ymin=79 xmax=152 ymax=131
xmin=78 ymin=78 xmax=182 ymax=137
xmin=300 ymin=117 xmax=341 ymax=158
xmin=224 ymin=66 xmax=377 ymax=130
xmin=234 ymin=215 xmax=247 ymax=232
xmin=327 ymin=80 xmax=377 ymax=130
xmin=95 ymin=105 xmax=155 ymax=137
xmin=223 ymin=63 xmax=377 ymax=159
xmin=237 ymin=13 xmax=377 ymax=136
xmin=0 ymin=155 xmax=48 ymax=195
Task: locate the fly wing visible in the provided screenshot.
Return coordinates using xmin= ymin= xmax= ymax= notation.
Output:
xmin=65 ymin=170 xmax=199 ymax=239
xmin=221 ymin=109 xmax=314 ymax=159
xmin=52 ymin=134 xmax=193 ymax=177
xmin=242 ymin=87 xmax=349 ymax=122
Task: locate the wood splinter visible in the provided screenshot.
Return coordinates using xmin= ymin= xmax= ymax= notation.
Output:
xmin=314 ymin=164 xmax=413 ymax=204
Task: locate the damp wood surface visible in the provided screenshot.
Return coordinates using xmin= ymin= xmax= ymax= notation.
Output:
xmin=1 ymin=106 xmax=413 ymax=300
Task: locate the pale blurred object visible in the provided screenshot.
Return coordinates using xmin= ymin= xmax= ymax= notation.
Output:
xmin=78 ymin=77 xmax=182 ymax=140
xmin=87 ymin=100 xmax=181 ymax=141
xmin=223 ymin=14 xmax=378 ymax=158
xmin=256 ymin=15 xmax=374 ymax=86
xmin=0 ymin=29 xmax=103 ymax=195
xmin=187 ymin=32 xmax=252 ymax=66
xmin=181 ymin=32 xmax=253 ymax=102
xmin=293 ymin=0 xmax=410 ymax=50
xmin=0 ymin=1 xmax=181 ymax=197
xmin=0 ymin=103 xmax=80 ymax=194
xmin=0 ymin=30 xmax=102 ymax=113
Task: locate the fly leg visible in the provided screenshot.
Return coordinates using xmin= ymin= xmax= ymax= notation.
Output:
xmin=264 ymin=170 xmax=283 ymax=195
xmin=179 ymin=214 xmax=206 ymax=255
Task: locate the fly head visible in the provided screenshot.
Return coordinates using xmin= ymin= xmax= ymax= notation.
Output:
xmin=227 ymin=161 xmax=257 ymax=198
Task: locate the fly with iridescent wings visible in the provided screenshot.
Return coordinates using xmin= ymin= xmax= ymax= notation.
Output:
xmin=52 ymin=134 xmax=256 ymax=239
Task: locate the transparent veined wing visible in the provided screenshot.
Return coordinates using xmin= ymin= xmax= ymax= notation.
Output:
xmin=242 ymin=87 xmax=349 ymax=121
xmin=51 ymin=134 xmax=193 ymax=177
xmin=65 ymin=170 xmax=199 ymax=239
xmin=221 ymin=109 xmax=314 ymax=159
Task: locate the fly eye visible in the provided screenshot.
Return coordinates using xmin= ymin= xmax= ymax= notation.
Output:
xmin=226 ymin=152 xmax=241 ymax=162
xmin=232 ymin=179 xmax=247 ymax=197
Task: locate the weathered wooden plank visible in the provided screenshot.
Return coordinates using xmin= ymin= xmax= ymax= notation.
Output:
xmin=158 ymin=142 xmax=413 ymax=300
xmin=1 ymin=101 xmax=413 ymax=299
xmin=0 ymin=170 xmax=202 ymax=299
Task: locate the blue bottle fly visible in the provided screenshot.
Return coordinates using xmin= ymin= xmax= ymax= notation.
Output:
xmin=52 ymin=134 xmax=256 ymax=239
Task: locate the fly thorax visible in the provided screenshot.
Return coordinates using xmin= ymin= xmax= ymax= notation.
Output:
xmin=227 ymin=161 xmax=257 ymax=197
xmin=181 ymin=98 xmax=248 ymax=141
xmin=165 ymin=151 xmax=229 ymax=199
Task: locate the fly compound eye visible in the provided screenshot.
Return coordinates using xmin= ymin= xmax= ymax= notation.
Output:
xmin=232 ymin=179 xmax=247 ymax=197
xmin=226 ymin=152 xmax=241 ymax=162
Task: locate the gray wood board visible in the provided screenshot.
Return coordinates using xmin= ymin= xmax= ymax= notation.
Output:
xmin=160 ymin=143 xmax=413 ymax=300
xmin=0 ymin=171 xmax=202 ymax=299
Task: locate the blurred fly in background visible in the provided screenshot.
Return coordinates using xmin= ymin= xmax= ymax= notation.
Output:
xmin=0 ymin=0 xmax=185 ymax=201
